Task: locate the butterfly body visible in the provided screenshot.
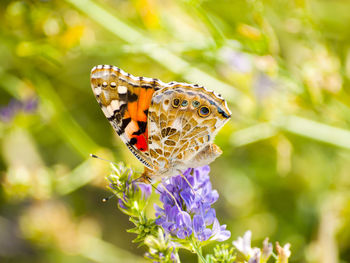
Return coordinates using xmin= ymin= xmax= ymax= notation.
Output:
xmin=91 ymin=65 xmax=231 ymax=182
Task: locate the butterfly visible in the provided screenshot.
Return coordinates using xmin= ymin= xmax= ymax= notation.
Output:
xmin=90 ymin=65 xmax=231 ymax=182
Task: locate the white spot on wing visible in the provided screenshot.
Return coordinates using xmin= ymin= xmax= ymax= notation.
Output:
xmin=97 ymin=65 xmax=103 ymax=69
xmin=119 ymin=68 xmax=127 ymax=76
xmin=118 ymin=86 xmax=127 ymax=94
xmin=129 ymin=75 xmax=139 ymax=81
xmin=102 ymin=106 xmax=112 ymax=118
xmin=106 ymin=105 xmax=114 ymax=117
xmin=110 ymin=100 xmax=120 ymax=111
xmin=93 ymin=86 xmax=102 ymax=96
xmin=142 ymin=77 xmax=153 ymax=82
xmin=162 ymin=101 xmax=170 ymax=111
xmin=91 ymin=70 xmax=109 ymax=79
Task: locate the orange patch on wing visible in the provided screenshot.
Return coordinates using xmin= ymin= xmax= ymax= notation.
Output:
xmin=128 ymin=102 xmax=138 ymax=120
xmin=137 ymin=88 xmax=154 ymax=122
xmin=123 ymin=110 xmax=130 ymax=119
xmin=125 ymin=87 xmax=154 ymax=152
xmin=137 ymin=88 xmax=147 ymax=122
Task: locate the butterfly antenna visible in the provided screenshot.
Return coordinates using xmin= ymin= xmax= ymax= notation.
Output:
xmin=102 ymin=194 xmax=115 ymax=203
xmin=151 ymin=184 xmax=161 ymax=194
xmin=146 ymin=176 xmax=161 ymax=194
xmin=90 ymin=154 xmax=119 ymax=165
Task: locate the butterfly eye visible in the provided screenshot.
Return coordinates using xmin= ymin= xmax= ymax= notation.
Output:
xmin=198 ymin=106 xmax=210 ymax=117
xmin=181 ymin=100 xmax=188 ymax=107
xmin=172 ymin=98 xmax=180 ymax=108
xmin=192 ymin=100 xmax=200 ymax=108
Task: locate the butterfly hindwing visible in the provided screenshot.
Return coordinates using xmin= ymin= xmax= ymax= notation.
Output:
xmin=90 ymin=65 xmax=160 ymax=169
xmin=147 ymin=83 xmax=231 ymax=175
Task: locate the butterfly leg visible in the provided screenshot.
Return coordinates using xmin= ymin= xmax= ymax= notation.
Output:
xmin=160 ymin=183 xmax=182 ymax=211
xmin=177 ymin=171 xmax=195 ymax=193
xmin=133 ymin=171 xmax=161 ymax=194
xmin=134 ymin=173 xmax=152 ymax=184
xmin=143 ymin=169 xmax=184 ymax=209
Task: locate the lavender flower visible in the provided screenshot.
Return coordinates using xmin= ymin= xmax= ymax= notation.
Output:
xmin=155 ymin=165 xmax=230 ymax=242
xmin=233 ymin=230 xmax=253 ymax=257
xmin=0 ymin=97 xmax=38 ymax=122
xmin=276 ymin=242 xmax=291 ymax=263
xmin=253 ymin=72 xmax=276 ymax=102
xmin=232 ymin=230 xmax=291 ymax=263
xmin=233 ymin=230 xmax=262 ymax=263
xmin=261 ymin=238 xmax=273 ymax=262
xmin=220 ymin=48 xmax=252 ymax=73
xmin=108 ymin=163 xmax=152 ymax=217
xmin=106 ymin=163 xmax=292 ymax=262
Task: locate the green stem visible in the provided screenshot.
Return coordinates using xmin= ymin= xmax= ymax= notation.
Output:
xmin=271 ymin=251 xmax=278 ymax=260
xmin=191 ymin=239 xmax=207 ymax=263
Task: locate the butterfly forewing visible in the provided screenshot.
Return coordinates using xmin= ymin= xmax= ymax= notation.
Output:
xmin=90 ymin=65 xmax=160 ymax=169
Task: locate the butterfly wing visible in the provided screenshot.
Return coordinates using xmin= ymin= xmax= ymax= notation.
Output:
xmin=90 ymin=65 xmax=160 ymax=169
xmin=147 ymin=83 xmax=231 ymax=176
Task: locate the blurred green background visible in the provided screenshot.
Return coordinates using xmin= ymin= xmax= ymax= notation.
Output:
xmin=1 ymin=0 xmax=350 ymax=262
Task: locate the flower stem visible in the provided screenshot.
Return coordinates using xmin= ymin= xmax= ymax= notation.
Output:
xmin=191 ymin=239 xmax=207 ymax=263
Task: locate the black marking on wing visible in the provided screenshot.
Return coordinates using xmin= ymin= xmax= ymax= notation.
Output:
xmin=141 ymin=85 xmax=154 ymax=89
xmin=133 ymin=121 xmax=147 ymax=135
xmin=130 ymin=137 xmax=137 ymax=145
xmin=127 ymin=90 xmax=138 ymax=102
xmin=120 ymin=117 xmax=131 ymax=132
xmin=126 ymin=143 xmax=152 ymax=169
xmin=217 ymin=107 xmax=230 ymax=118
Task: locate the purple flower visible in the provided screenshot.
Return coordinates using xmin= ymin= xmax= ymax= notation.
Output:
xmin=221 ymin=48 xmax=252 ymax=73
xmin=155 ymin=165 xmax=231 ymax=242
xmin=0 ymin=97 xmax=38 ymax=122
xmin=253 ymin=73 xmax=276 ymax=101
xmin=0 ymin=106 xmax=14 ymax=122
xmin=111 ymin=169 xmax=152 ymax=211
xmin=176 ymin=211 xmax=192 ymax=238
xmin=23 ymin=97 xmax=39 ymax=112
xmin=210 ymin=219 xmax=231 ymax=242
xmin=118 ymin=198 xmax=127 ymax=209
xmin=137 ymin=182 xmax=152 ymax=199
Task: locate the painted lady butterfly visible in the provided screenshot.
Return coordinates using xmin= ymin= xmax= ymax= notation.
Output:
xmin=91 ymin=65 xmax=231 ymax=182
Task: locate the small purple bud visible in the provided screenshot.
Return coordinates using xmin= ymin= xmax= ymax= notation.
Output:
xmin=137 ymin=182 xmax=152 ymax=199
xmin=23 ymin=97 xmax=38 ymax=112
xmin=118 ymin=198 xmax=127 ymax=209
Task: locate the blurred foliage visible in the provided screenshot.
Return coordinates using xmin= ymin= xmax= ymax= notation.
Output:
xmin=1 ymin=0 xmax=350 ymax=262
